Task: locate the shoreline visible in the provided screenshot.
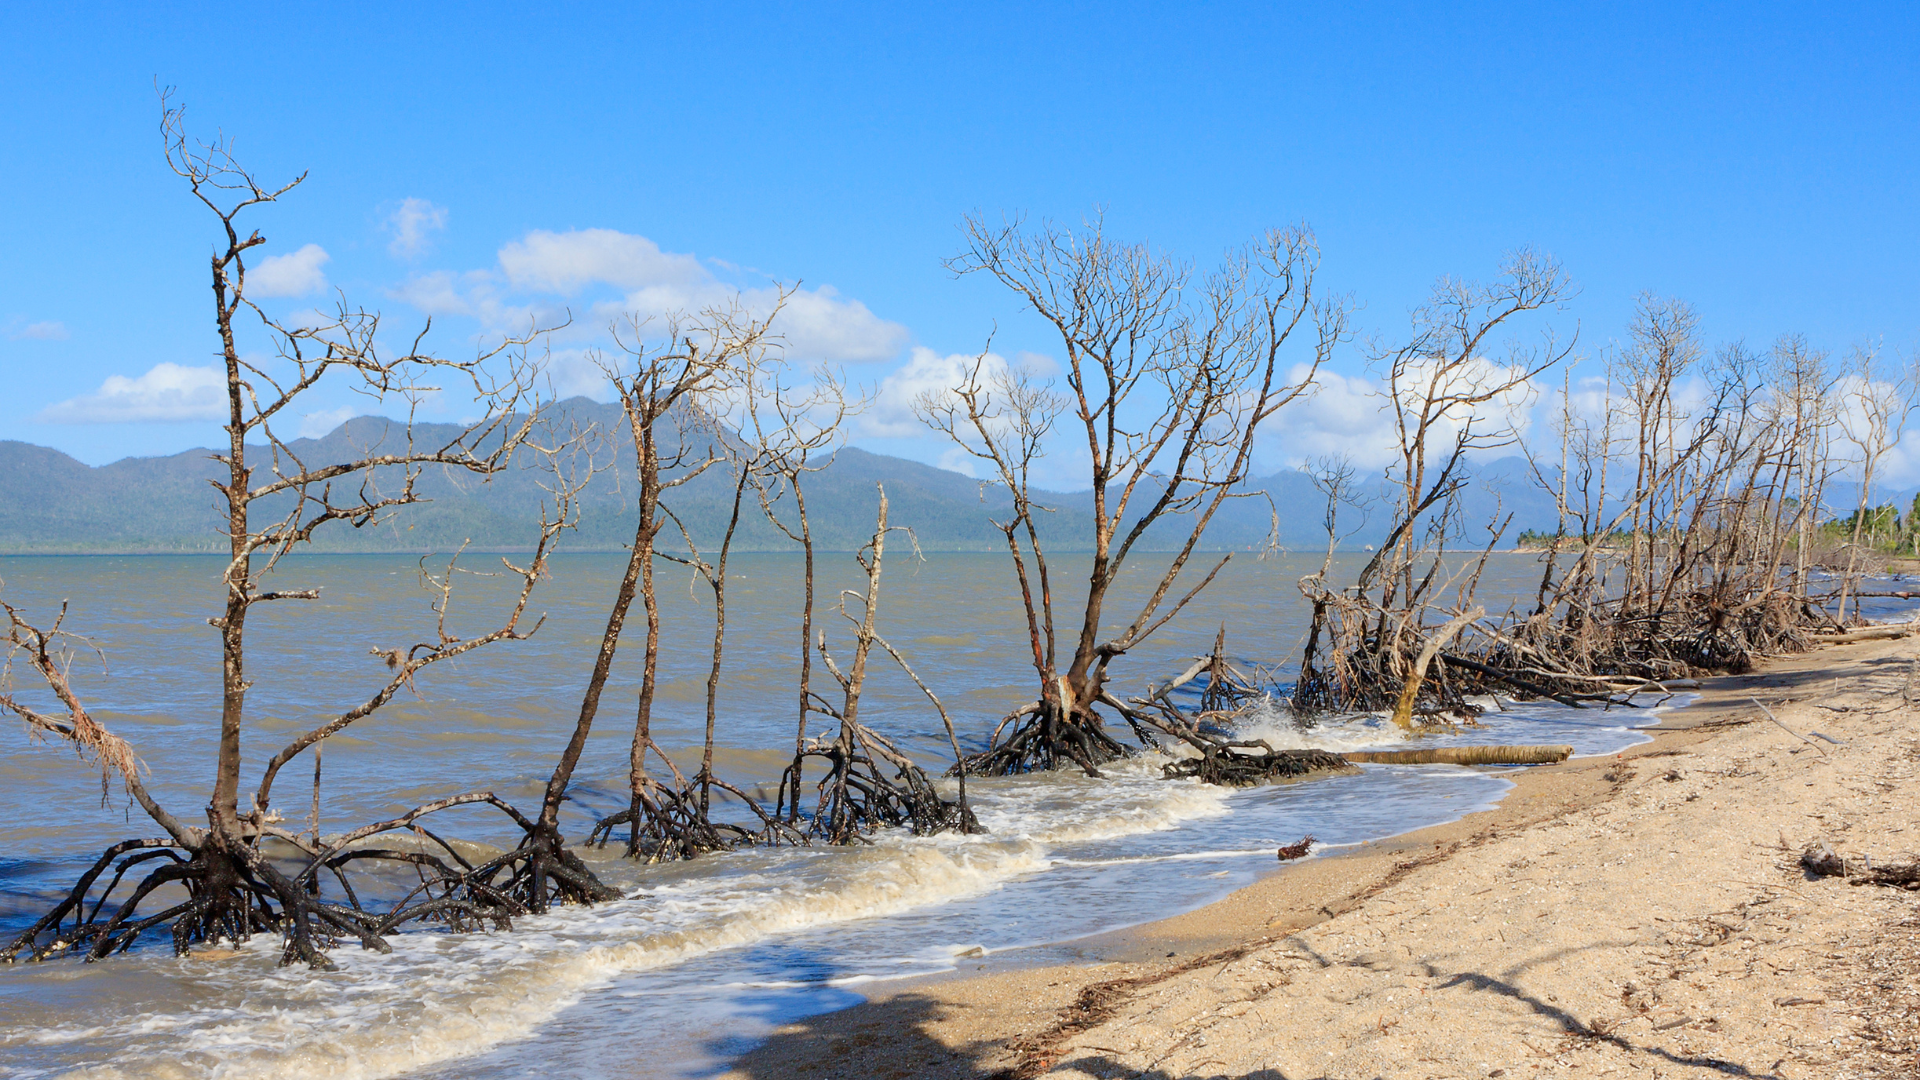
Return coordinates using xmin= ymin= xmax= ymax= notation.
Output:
xmin=718 ymin=636 xmax=1920 ymax=1079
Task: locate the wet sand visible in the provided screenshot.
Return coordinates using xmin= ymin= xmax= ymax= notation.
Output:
xmin=717 ymin=634 xmax=1920 ymax=1079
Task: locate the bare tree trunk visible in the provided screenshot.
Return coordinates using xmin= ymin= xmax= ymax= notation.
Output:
xmin=794 ymin=486 xmax=977 ymax=841
xmin=927 ymin=216 xmax=1345 ymax=775
xmin=698 ymin=464 xmax=754 ymax=817
xmin=788 ymin=480 xmax=815 ymax=822
xmin=575 ymin=304 xmax=783 ymax=861
xmin=6 ymin=94 xmax=575 ymax=966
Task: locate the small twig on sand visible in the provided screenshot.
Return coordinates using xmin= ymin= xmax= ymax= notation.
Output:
xmin=1750 ymin=698 xmax=1827 ymax=758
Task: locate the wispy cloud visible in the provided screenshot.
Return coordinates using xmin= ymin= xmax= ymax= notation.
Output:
xmin=298 ymin=405 xmax=358 ymax=438
xmin=36 ymin=363 xmax=226 ymax=424
xmin=7 ymin=319 xmax=69 ymax=341
xmin=386 ymin=198 xmax=448 ymax=259
xmin=249 ymin=244 xmax=331 ymax=298
xmin=389 ymin=270 xmax=477 ymax=317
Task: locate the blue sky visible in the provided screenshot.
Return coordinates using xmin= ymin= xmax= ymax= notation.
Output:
xmin=4 ymin=2 xmax=1917 ymax=482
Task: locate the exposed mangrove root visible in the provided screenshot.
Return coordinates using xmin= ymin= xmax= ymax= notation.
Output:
xmin=1193 ymin=627 xmax=1265 ymax=714
xmin=778 ymin=488 xmax=979 ymax=842
xmin=499 ymin=824 xmax=625 ymax=913
xmin=0 ymin=790 xmax=621 ymax=967
xmin=957 ymin=698 xmax=1135 ymax=778
xmin=1114 ymin=682 xmax=1354 ymax=788
xmin=1341 ymin=744 xmax=1573 ymax=766
xmin=779 ymin=717 xmax=977 ymax=845
xmin=1144 ymin=631 xmax=1268 ymax=734
xmin=588 ymin=787 xmax=756 ymax=861
xmin=588 ymin=738 xmax=805 ymax=860
xmin=1292 ymin=585 xmax=1831 ymax=723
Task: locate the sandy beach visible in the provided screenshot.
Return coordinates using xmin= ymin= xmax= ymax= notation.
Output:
xmin=720 ymin=635 xmax=1920 ymax=1080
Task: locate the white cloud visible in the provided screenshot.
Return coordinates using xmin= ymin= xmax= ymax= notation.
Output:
xmin=861 ymin=347 xmax=1013 ymax=438
xmin=749 ymin=283 xmax=908 ymax=363
xmin=1813 ymin=372 xmax=1920 ymax=490
xmin=8 ymin=319 xmax=68 ymax=341
xmin=249 ymin=244 xmax=331 ymax=298
xmin=385 ymin=198 xmax=449 ymax=259
xmin=418 ymin=227 xmax=911 ymax=364
xmin=544 ymin=347 xmax=618 ymax=399
xmin=37 ymin=363 xmax=226 ymax=424
xmin=500 ymin=229 xmax=705 ymax=294
xmin=1013 ymin=350 xmax=1057 ymax=376
xmin=1261 ymin=359 xmax=1541 ymax=472
xmin=299 ymin=405 xmax=358 ymax=438
xmin=1261 ymin=366 xmax=1397 ymax=470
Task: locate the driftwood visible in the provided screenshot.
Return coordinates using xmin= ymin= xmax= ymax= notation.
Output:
xmin=1750 ymin=698 xmax=1829 ymax=759
xmin=1276 ymin=836 xmax=1314 ymax=861
xmin=1161 ymin=745 xmax=1355 ymax=786
xmin=1341 ymin=744 xmax=1572 ymax=766
xmin=1812 ymin=625 xmax=1913 ymax=644
xmin=1802 ymin=840 xmax=1920 ymax=890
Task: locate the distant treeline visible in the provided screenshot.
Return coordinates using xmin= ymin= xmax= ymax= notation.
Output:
xmin=1515 ymin=492 xmax=1920 ymax=560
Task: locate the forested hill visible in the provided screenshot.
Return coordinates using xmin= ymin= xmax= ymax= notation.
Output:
xmin=0 ymin=398 xmax=1565 ymax=554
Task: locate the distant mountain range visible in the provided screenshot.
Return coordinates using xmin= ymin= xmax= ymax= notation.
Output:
xmin=19 ymin=396 xmax=1893 ymax=556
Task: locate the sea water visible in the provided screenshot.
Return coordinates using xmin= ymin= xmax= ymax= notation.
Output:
xmin=0 ymin=551 xmax=1773 ymax=1078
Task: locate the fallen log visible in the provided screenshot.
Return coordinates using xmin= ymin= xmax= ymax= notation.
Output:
xmin=1161 ymin=746 xmax=1355 ymax=786
xmin=1813 ymin=625 xmax=1913 ymax=644
xmin=1341 ymin=744 xmax=1572 ymax=766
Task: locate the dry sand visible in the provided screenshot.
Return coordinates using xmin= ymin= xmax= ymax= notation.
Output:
xmin=719 ymin=636 xmax=1920 ymax=1080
